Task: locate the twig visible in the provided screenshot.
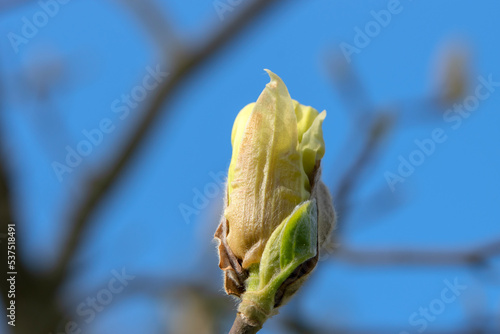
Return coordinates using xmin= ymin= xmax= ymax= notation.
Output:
xmin=334 ymin=238 xmax=500 ymax=266
xmin=333 ymin=113 xmax=393 ymax=231
xmin=0 ymin=58 xmax=21 ymax=303
xmin=229 ymin=313 xmax=261 ymax=334
xmin=118 ymin=0 xmax=182 ymax=58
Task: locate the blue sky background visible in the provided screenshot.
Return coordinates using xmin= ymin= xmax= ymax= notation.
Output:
xmin=0 ymin=0 xmax=499 ymax=333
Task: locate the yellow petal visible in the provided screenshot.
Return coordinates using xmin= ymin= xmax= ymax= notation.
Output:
xmin=228 ymin=102 xmax=255 ymax=197
xmin=225 ymin=70 xmax=310 ymax=268
xmin=293 ymin=100 xmax=320 ymax=143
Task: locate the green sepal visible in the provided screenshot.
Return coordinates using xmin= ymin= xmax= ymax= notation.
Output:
xmin=238 ymin=200 xmax=318 ymax=326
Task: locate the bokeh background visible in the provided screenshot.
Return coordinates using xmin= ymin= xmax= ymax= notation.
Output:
xmin=1 ymin=0 xmax=499 ymax=333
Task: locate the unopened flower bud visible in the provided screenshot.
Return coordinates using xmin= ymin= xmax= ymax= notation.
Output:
xmin=215 ymin=70 xmax=336 ymax=330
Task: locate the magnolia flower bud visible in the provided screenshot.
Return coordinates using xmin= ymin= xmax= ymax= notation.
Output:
xmin=215 ymin=70 xmax=336 ymax=330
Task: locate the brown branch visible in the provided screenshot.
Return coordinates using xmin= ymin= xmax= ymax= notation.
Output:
xmin=229 ymin=313 xmax=261 ymax=334
xmin=333 ymin=238 xmax=500 ymax=266
xmin=333 ymin=112 xmax=394 ymax=231
xmin=51 ymin=0 xmax=286 ymax=286
xmin=118 ymin=0 xmax=182 ymax=58
xmin=0 ymin=59 xmax=24 ymax=306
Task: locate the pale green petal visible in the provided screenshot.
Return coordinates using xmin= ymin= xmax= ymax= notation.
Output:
xmin=293 ymin=100 xmax=320 ymax=143
xmin=299 ymin=110 xmax=326 ymax=178
xmin=238 ymin=200 xmax=318 ymax=326
xmin=259 ymin=199 xmax=317 ymax=289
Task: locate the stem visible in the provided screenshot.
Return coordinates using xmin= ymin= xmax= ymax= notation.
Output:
xmin=229 ymin=313 xmax=261 ymax=334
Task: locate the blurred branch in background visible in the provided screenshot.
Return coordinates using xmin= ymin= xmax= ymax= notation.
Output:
xmin=54 ymin=0 xmax=286 ymax=289
xmin=241 ymin=41 xmax=499 ymax=333
xmin=118 ymin=0 xmax=183 ymax=59
xmin=0 ymin=72 xmax=15 ymax=238
xmin=327 ymin=45 xmax=469 ymax=233
xmin=334 ymin=237 xmax=500 ymax=266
